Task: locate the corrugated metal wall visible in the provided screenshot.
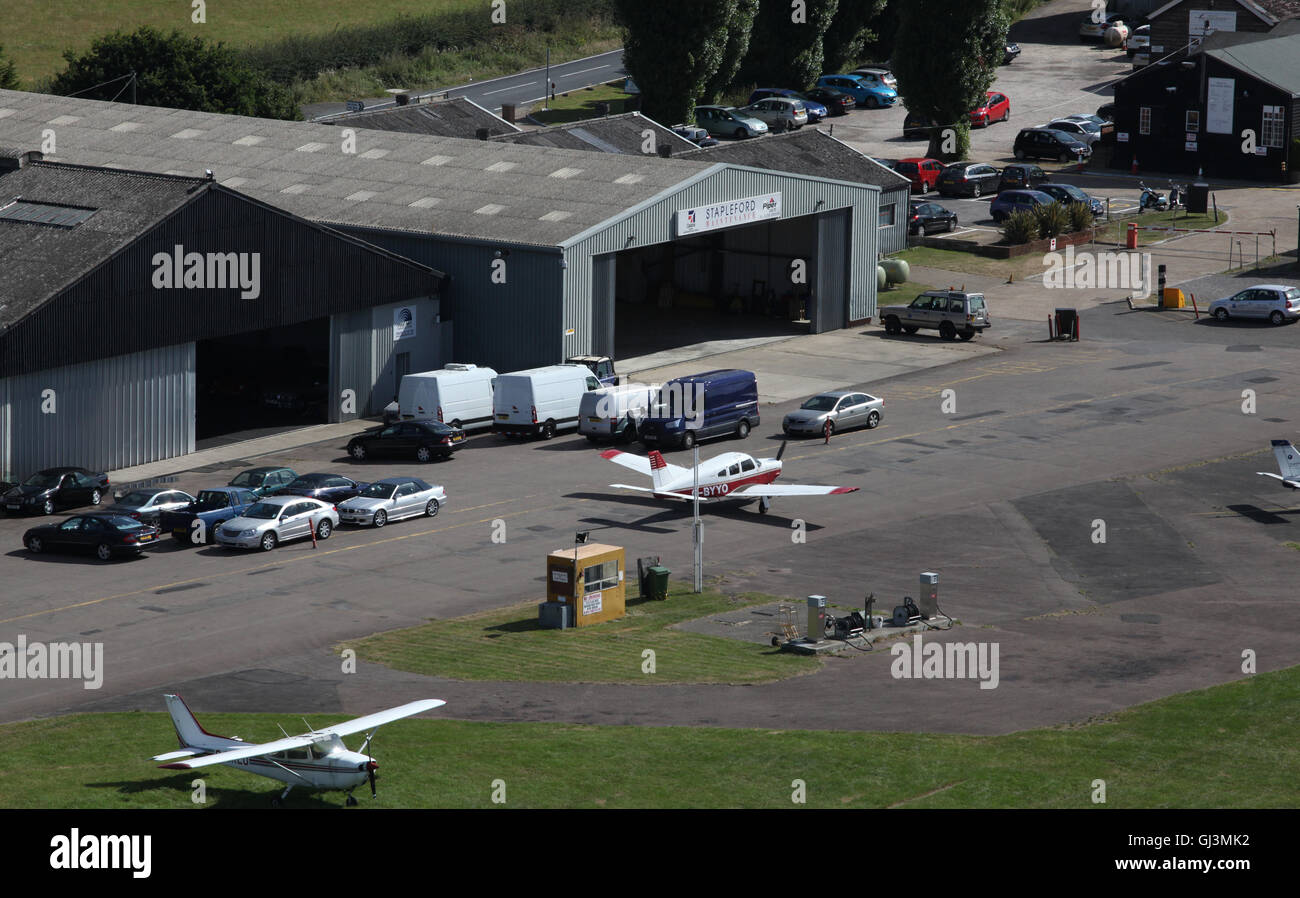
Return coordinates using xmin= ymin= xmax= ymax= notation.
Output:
xmin=0 ymin=342 xmax=193 ymax=481
xmin=0 ymin=188 xmax=444 ymax=380
xmin=877 ymin=185 xmax=910 ymax=256
xmin=815 ymin=207 xmax=850 ymax=331
xmin=368 ymin=298 xmax=443 ymax=415
xmin=591 ymin=254 xmax=616 ymax=357
xmin=338 ymin=227 xmax=565 ymax=373
xmin=561 ymin=166 xmax=879 ymax=356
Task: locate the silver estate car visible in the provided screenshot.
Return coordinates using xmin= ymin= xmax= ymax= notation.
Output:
xmin=215 ymin=495 xmax=338 ymax=551
xmin=337 ymin=477 xmax=446 ymax=527
xmin=783 ymin=391 xmax=883 ymax=437
xmin=1210 ymin=285 xmax=1300 ymax=325
xmin=102 ymin=487 xmax=197 ymax=527
xmin=738 ymin=97 xmax=808 ymax=132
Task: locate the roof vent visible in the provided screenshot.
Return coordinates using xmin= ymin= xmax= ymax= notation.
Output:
xmin=657 ymin=144 xmax=672 ymax=158
xmin=476 ymin=128 xmax=490 ymax=140
xmin=0 ymin=149 xmax=43 ymax=173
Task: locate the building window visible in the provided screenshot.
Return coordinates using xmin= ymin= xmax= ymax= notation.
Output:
xmin=1139 ymin=107 xmax=1152 ymax=135
xmin=582 ymin=560 xmax=618 ymax=593
xmin=879 ymin=203 xmax=895 ymax=227
xmin=1185 ymin=110 xmax=1200 ymax=133
xmin=1262 ymin=105 xmax=1284 ymax=148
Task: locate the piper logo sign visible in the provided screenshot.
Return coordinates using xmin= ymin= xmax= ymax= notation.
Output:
xmin=677 ymin=192 xmax=782 ymax=236
xmin=393 ymin=306 xmax=417 ymax=340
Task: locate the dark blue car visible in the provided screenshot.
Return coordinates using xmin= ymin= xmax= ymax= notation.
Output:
xmin=160 ymin=487 xmax=259 ymax=545
xmin=639 ymin=369 xmax=759 ymax=451
xmin=989 ymin=189 xmax=1055 ymax=222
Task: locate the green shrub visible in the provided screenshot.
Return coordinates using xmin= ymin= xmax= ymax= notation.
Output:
xmin=1066 ymin=201 xmax=1094 ymax=233
xmin=1033 ymin=200 xmax=1071 ymax=238
xmin=1001 ymin=209 xmax=1036 ymax=244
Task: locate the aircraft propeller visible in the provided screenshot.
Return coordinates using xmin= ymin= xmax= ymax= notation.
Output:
xmin=360 ymin=730 xmax=379 ymax=798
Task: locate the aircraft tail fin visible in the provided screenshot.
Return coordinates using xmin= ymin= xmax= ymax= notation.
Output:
xmin=1272 ymin=440 xmax=1300 ymax=479
xmin=163 ymin=693 xmax=208 ymax=748
xmin=648 ymin=450 xmax=670 ymax=492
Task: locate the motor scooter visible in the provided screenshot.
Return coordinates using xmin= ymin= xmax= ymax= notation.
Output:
xmin=1138 ymin=181 xmax=1168 ymax=211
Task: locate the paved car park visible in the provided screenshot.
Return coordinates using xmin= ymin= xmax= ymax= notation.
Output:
xmin=4 ymin=295 xmax=1300 ymax=734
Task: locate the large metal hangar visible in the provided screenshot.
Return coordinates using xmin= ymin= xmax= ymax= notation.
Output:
xmin=0 ymin=89 xmax=882 ymax=365
xmin=0 ymin=153 xmax=445 ymax=480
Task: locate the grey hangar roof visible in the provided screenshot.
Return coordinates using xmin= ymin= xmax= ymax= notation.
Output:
xmin=0 ymin=89 xmax=717 ymax=248
xmin=0 ymin=90 xmax=881 ymax=250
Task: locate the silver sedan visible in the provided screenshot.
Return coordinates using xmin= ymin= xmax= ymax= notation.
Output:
xmin=782 ymin=391 xmax=883 ymax=437
xmin=337 ymin=477 xmax=446 ymax=527
xmin=215 ymin=496 xmax=338 ymax=551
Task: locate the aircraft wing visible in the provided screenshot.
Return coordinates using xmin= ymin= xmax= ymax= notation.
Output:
xmin=601 ymin=449 xmax=652 ymax=475
xmin=1257 ymin=472 xmax=1300 ymax=489
xmin=158 ymin=733 xmax=322 ymax=769
xmin=158 ymin=700 xmax=445 ymax=768
xmin=150 ymin=749 xmax=201 ymax=762
xmin=609 ymin=483 xmax=711 ymax=501
xmin=313 ymin=699 xmax=446 ymax=739
xmin=729 ymin=484 xmax=860 ymax=498
xmin=600 ymin=449 xmax=690 ymax=481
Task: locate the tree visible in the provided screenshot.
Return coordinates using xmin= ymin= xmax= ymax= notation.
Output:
xmin=616 ymin=0 xmax=739 ymax=126
xmin=740 ymin=0 xmax=841 ymax=88
xmin=892 ymin=0 xmax=1007 ymax=161
xmin=703 ymin=0 xmax=760 ymax=103
xmin=0 ymin=46 xmax=19 ymax=90
xmin=822 ymin=0 xmax=888 ymax=74
xmin=50 ymin=27 xmax=298 ymax=120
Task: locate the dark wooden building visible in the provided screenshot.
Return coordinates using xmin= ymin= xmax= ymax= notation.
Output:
xmin=1110 ymin=21 xmax=1300 ymax=180
xmin=1145 ymin=0 xmax=1300 ymax=64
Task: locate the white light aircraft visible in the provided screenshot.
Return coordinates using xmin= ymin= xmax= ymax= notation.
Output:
xmin=1258 ymin=439 xmax=1300 ymax=489
xmin=601 ymin=443 xmax=857 ymax=513
xmin=151 ymin=693 xmax=444 ymax=806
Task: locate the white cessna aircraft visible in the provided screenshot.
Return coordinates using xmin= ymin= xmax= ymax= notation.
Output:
xmin=1258 ymin=439 xmax=1300 ymax=489
xmin=151 ymin=693 xmax=444 ymax=806
xmin=600 ymin=443 xmax=857 ymax=513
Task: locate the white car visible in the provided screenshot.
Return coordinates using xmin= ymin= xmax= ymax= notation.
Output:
xmin=738 ymin=97 xmax=808 ymax=132
xmin=337 ymin=477 xmax=445 ymax=527
xmin=215 ymin=496 xmax=338 ymax=551
xmin=1079 ymin=13 xmax=1130 ymax=41
xmin=1045 ymin=118 xmax=1102 ymax=146
xmin=1127 ymin=24 xmax=1150 ymax=56
xmin=1209 ymin=285 xmax=1300 ymax=325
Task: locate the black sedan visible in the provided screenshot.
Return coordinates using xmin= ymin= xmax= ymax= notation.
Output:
xmin=24 ymin=513 xmax=159 ymax=561
xmin=798 ymin=87 xmax=855 ymax=115
xmin=3 ymin=467 xmax=110 ymax=516
xmin=272 ymin=473 xmax=368 ymax=503
xmin=909 ymin=200 xmax=958 ymax=236
xmin=347 ymin=421 xmax=466 ymax=463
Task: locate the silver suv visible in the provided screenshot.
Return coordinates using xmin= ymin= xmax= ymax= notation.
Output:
xmin=880 ymin=290 xmax=990 ymax=341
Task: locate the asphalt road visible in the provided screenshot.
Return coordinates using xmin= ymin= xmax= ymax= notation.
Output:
xmin=305 ymin=49 xmax=626 ymax=120
xmin=4 ymin=302 xmax=1300 ymax=734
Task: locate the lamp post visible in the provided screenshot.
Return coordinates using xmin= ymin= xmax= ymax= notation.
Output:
xmin=692 ymin=443 xmax=702 ymax=593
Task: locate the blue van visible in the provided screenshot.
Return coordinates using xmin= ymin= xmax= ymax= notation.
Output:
xmin=639 ymin=369 xmax=759 ymax=451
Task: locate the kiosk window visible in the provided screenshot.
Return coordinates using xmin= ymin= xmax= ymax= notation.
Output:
xmin=583 ymin=560 xmax=619 ymax=593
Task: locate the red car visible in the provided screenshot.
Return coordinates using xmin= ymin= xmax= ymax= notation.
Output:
xmin=894 ymin=157 xmax=945 ymax=194
xmin=969 ymin=91 xmax=1010 ymax=127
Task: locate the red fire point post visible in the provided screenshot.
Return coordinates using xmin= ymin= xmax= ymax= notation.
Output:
xmin=309 ymin=516 xmax=318 ymax=549
xmin=824 ymin=418 xmax=832 ymax=444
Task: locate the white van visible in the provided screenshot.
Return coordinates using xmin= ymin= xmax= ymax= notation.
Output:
xmin=398 ymin=364 xmax=498 ymax=431
xmin=579 ymin=383 xmax=653 ymax=443
xmin=493 ymin=364 xmax=601 ymax=439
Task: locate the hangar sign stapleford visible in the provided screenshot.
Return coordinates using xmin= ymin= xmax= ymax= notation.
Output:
xmin=676 ymin=192 xmax=782 ymax=236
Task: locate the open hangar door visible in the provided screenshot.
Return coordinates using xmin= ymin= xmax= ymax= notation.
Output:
xmin=195 ymin=317 xmax=330 ymax=444
xmin=612 ymin=211 xmax=844 ymax=360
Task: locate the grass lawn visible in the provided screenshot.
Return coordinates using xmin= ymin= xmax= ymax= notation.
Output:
xmin=1 ymin=667 xmax=1296 ymax=807
xmin=345 ymin=584 xmax=821 ymax=684
xmin=3 ymin=0 xmax=484 ymax=83
xmin=892 ymin=245 xmax=1054 ymax=282
xmin=1094 ymin=210 xmax=1230 ymax=246
xmin=530 ymin=82 xmax=637 ymax=125
xmin=875 ymin=280 xmax=937 ymax=308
